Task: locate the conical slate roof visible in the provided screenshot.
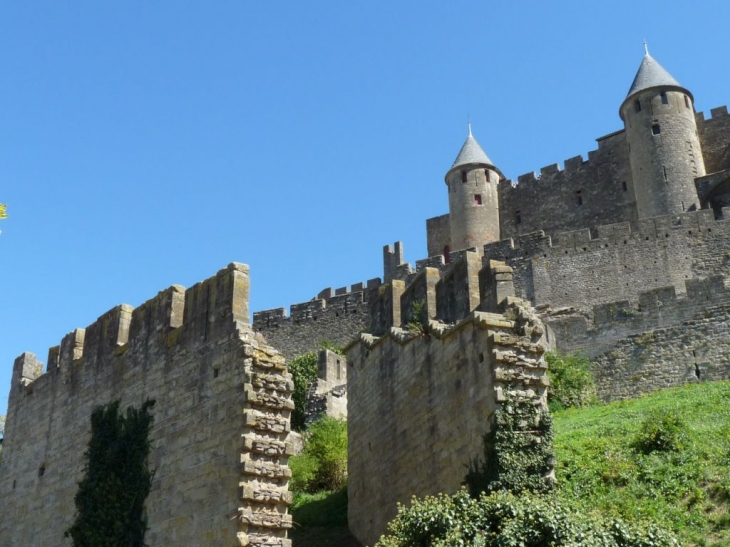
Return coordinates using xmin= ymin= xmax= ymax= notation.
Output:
xmin=450 ymin=126 xmax=493 ymax=169
xmin=626 ymin=52 xmax=682 ymax=98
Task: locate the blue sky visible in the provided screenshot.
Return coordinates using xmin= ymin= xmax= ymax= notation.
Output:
xmin=1 ymin=1 xmax=729 ymax=414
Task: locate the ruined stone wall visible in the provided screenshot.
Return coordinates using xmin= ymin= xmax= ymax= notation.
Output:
xmin=484 ymin=209 xmax=730 ymax=312
xmin=304 ymin=349 xmax=348 ymax=425
xmin=592 ymin=303 xmax=730 ymax=401
xmin=698 ymin=106 xmax=730 ymax=175
xmin=346 ymin=301 xmax=549 ymax=547
xmin=499 ymin=130 xmax=637 ymax=240
xmin=252 ymin=280 xmax=380 ymax=360
xmin=0 ymin=264 xmax=294 ymax=547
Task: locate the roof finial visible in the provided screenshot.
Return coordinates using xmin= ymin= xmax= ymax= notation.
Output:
xmin=644 ymin=40 xmax=649 ymax=55
xmin=467 ymin=115 xmax=472 ymax=137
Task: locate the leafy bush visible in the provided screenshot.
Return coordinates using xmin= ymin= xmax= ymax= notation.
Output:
xmin=632 ymin=408 xmax=688 ymax=455
xmin=290 ymin=416 xmax=348 ymax=494
xmin=376 ymin=489 xmax=679 ymax=547
xmin=545 ymin=351 xmax=597 ymax=410
xmin=65 ymin=400 xmax=155 ymax=547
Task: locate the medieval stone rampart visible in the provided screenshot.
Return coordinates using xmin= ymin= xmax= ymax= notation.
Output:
xmin=346 ymin=281 xmax=550 ymax=546
xmin=483 ymin=208 xmax=730 ymax=312
xmin=591 ymin=302 xmax=730 ymax=401
xmin=546 ymin=275 xmax=730 ymax=359
xmin=698 ymin=106 xmax=730 ymax=175
xmin=498 ymin=128 xmax=637 ymax=240
xmin=0 ymin=264 xmax=294 ymax=547
xmin=252 ymin=278 xmax=381 ymax=359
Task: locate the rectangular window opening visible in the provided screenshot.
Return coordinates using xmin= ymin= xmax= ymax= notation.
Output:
xmin=461 ymin=170 xmax=467 ymax=183
xmin=684 ymin=95 xmax=690 ymax=108
xmin=622 ymin=181 xmax=628 ymax=192
xmin=634 ymin=100 xmax=641 ymax=113
xmin=660 ymin=92 xmax=668 ymax=105
xmin=652 ymin=124 xmax=661 ymax=135
xmin=576 ymin=191 xmax=583 ymax=206
xmin=474 ymin=194 xmax=482 ymax=205
xmin=515 ymin=211 xmax=522 ymax=225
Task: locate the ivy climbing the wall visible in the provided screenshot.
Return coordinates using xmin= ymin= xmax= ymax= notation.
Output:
xmin=465 ymin=392 xmax=555 ymax=496
xmin=65 ymin=400 xmax=155 ymax=547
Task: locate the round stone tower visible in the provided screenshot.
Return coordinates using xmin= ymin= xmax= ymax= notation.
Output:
xmin=445 ymin=125 xmax=502 ymax=253
xmin=620 ymin=49 xmax=705 ymax=219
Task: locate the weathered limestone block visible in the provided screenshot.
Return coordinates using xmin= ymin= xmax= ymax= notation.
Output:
xmin=240 ymin=485 xmax=293 ymax=505
xmin=244 ymin=387 xmax=296 ymax=411
xmin=241 ymin=459 xmax=292 ymax=479
xmin=243 ymin=435 xmax=294 ymax=457
xmin=243 ymin=410 xmax=290 ymax=434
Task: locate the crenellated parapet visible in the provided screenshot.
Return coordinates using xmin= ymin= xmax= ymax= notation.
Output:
xmin=368 ymin=253 xmax=519 ymax=336
xmin=546 ymin=275 xmax=730 ymax=358
xmin=697 ymin=105 xmax=730 ymax=180
xmin=252 ymin=278 xmax=382 ymax=361
xmin=481 ymin=207 xmax=730 ymax=315
xmin=347 ymin=290 xmax=551 ymax=546
xmin=498 ymin=127 xmax=635 ymax=240
xmin=1 ymin=264 xmax=294 ymax=547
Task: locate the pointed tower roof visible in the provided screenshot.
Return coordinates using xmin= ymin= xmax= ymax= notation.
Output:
xmin=451 ymin=124 xmax=493 ymax=169
xmin=626 ymin=52 xmax=682 ymax=98
xmin=620 ymin=48 xmax=692 ymax=120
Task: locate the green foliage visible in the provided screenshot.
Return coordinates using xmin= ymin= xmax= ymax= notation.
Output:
xmin=65 ymin=400 xmax=155 ymax=547
xmin=289 ymin=342 xmax=344 ymax=431
xmin=290 ymin=416 xmax=348 ymax=495
xmin=376 ymin=489 xmax=679 ymax=547
xmin=466 ymin=394 xmax=555 ymax=496
xmin=406 ymin=300 xmax=427 ymax=335
xmin=632 ymin=409 xmax=688 ymax=454
xmin=545 ymin=351 xmax=597 ymax=411
xmin=289 ymin=351 xmax=319 ymax=431
xmin=554 ymin=381 xmax=730 ymax=546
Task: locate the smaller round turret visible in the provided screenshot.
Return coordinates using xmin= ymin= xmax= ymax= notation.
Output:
xmin=444 ymin=125 xmax=502 ymax=254
xmin=620 ymin=48 xmax=705 ymax=218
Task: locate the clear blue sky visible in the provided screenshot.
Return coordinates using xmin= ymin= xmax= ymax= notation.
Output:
xmin=1 ymin=1 xmax=729 ymax=415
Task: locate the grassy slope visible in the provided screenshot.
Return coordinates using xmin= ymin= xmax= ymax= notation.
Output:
xmin=554 ymin=381 xmax=730 ymax=546
xmin=291 ymin=381 xmax=730 ymax=546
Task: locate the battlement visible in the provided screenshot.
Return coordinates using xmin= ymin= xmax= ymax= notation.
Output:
xmin=485 ymin=207 xmax=725 ymax=260
xmin=696 ymin=104 xmax=730 ymax=123
xmin=2 ymin=263 xmax=294 ymax=546
xmin=11 ymin=263 xmax=251 ymax=398
xmin=253 ymin=277 xmax=381 ymax=328
xmin=547 ymin=274 xmax=730 ymax=358
xmin=369 ymin=254 xmax=518 ymax=335
xmin=347 ymin=295 xmax=550 ymax=546
xmin=509 ymin=144 xmax=617 ymax=189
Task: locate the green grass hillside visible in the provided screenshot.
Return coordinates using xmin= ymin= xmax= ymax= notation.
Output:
xmin=554 ymin=381 xmax=730 ymax=546
xmin=291 ymin=381 xmax=730 ymax=546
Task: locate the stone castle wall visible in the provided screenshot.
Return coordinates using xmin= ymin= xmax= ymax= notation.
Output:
xmin=547 ymin=275 xmax=730 ymax=358
xmin=346 ymin=295 xmax=549 ymax=547
xmin=498 ymin=129 xmax=637 ymax=240
xmin=252 ymin=280 xmax=381 ymax=360
xmin=698 ymin=106 xmax=730 ymax=175
xmin=484 ymin=208 xmax=730 ymax=313
xmin=592 ymin=302 xmax=730 ymax=401
xmin=0 ymin=264 xmax=294 ymax=547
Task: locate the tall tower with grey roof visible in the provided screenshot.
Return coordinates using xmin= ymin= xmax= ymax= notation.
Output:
xmin=620 ymin=48 xmax=705 ymax=218
xmin=444 ymin=125 xmax=502 ymax=254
